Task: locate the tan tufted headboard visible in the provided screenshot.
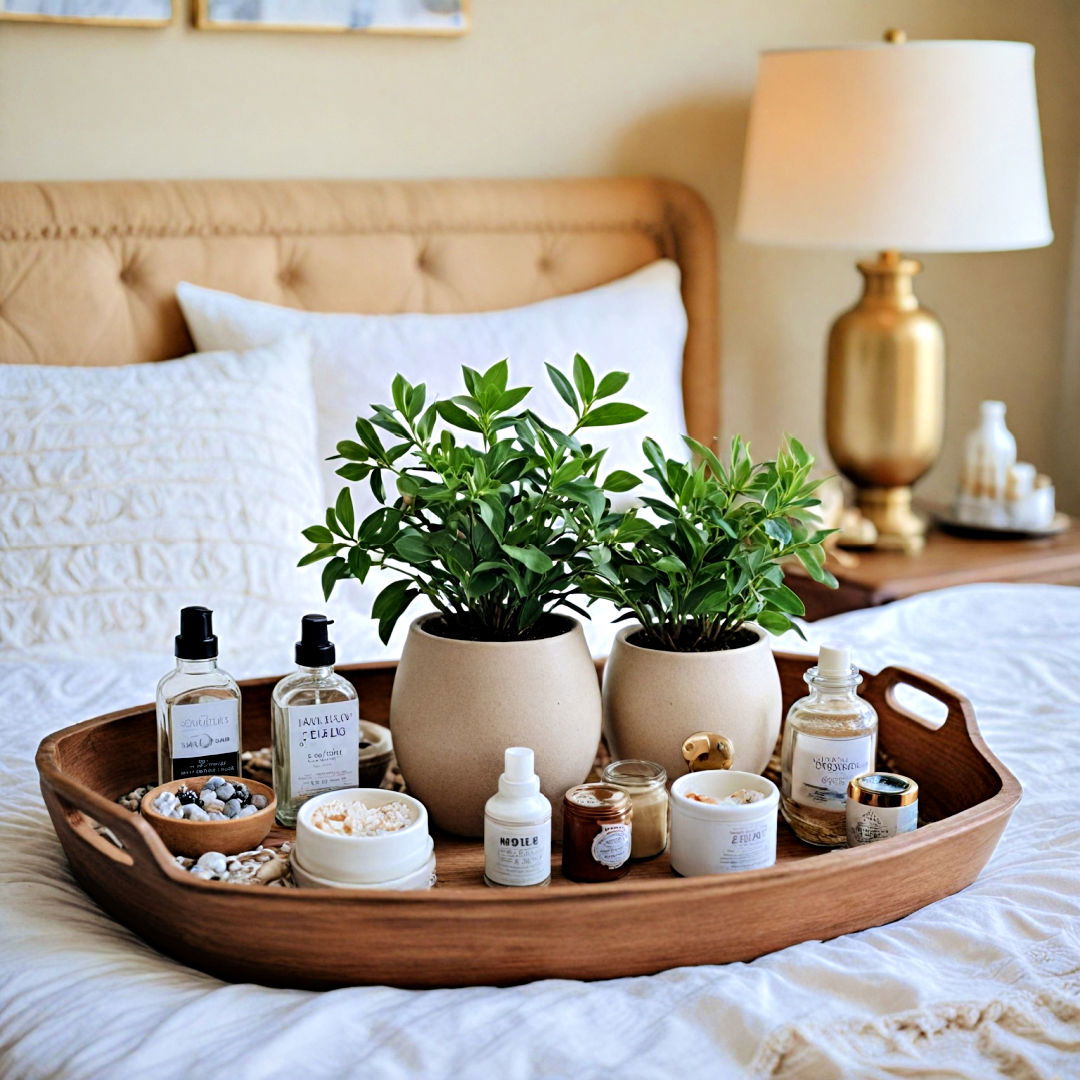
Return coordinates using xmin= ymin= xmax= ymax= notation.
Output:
xmin=0 ymin=178 xmax=718 ymax=442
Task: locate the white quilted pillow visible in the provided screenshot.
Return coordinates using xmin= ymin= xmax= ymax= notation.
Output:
xmin=0 ymin=336 xmax=325 ymax=658
xmin=177 ymin=260 xmax=689 ymax=497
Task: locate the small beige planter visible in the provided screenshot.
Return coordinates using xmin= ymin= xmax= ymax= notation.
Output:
xmin=390 ymin=613 xmax=601 ymax=837
xmin=602 ymin=623 xmax=782 ymax=786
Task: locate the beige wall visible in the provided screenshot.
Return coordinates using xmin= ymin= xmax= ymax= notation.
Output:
xmin=2 ymin=0 xmax=1077 ymax=508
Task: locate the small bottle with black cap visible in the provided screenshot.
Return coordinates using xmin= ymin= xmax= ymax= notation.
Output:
xmin=156 ymin=606 xmax=242 ymax=785
xmin=271 ymin=614 xmax=360 ymax=826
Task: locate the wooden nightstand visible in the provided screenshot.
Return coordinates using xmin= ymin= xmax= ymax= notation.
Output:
xmin=788 ymin=519 xmax=1080 ymax=620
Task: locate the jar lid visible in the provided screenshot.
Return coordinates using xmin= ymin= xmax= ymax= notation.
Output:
xmin=601 ymin=759 xmax=667 ymax=790
xmin=563 ymin=783 xmax=631 ymax=815
xmin=848 ymin=772 xmax=918 ymax=808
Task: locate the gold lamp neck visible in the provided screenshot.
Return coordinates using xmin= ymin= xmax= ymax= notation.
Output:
xmin=855 ymin=250 xmax=923 ymax=309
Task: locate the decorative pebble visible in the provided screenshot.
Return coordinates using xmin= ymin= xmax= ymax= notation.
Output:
xmin=148 ymin=780 xmax=267 ymax=825
xmin=173 ymin=843 xmax=294 ymax=887
xmin=196 ymin=851 xmax=229 ymax=874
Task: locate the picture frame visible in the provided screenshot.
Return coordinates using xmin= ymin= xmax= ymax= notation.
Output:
xmin=0 ymin=0 xmax=174 ymax=25
xmin=192 ymin=0 xmax=469 ymax=36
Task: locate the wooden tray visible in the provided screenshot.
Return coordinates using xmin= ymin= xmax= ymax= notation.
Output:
xmin=36 ymin=654 xmax=1020 ymax=989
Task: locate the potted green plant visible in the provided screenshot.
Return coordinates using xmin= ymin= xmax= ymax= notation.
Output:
xmin=583 ymin=434 xmax=837 ymax=784
xmin=301 ymin=356 xmax=645 ymax=836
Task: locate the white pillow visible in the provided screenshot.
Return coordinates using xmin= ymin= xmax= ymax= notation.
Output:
xmin=0 ymin=336 xmax=325 ymax=658
xmin=177 ymin=260 xmax=688 ymax=497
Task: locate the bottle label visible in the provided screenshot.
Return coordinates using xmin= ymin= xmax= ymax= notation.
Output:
xmin=170 ymin=699 xmax=240 ymax=780
xmin=846 ymin=801 xmax=918 ymax=846
xmin=287 ymin=699 xmax=360 ymax=801
xmin=703 ymin=816 xmax=777 ymax=872
xmin=591 ymin=822 xmax=631 ymax=869
xmin=484 ymin=818 xmax=551 ymax=886
xmin=792 ymin=733 xmax=872 ymax=810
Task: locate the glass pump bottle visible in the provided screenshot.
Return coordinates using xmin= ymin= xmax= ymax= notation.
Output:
xmin=156 ymin=606 xmax=242 ymax=784
xmin=780 ymin=642 xmax=877 ymax=847
xmin=272 ymin=614 xmax=360 ymax=827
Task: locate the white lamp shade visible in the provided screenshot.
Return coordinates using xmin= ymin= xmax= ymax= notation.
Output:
xmin=736 ymin=41 xmax=1053 ymax=252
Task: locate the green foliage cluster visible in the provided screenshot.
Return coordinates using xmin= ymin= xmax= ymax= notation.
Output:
xmin=300 ymin=356 xmax=837 ymax=650
xmin=582 ymin=434 xmax=837 ymax=650
xmin=299 ymin=356 xmax=645 ymax=643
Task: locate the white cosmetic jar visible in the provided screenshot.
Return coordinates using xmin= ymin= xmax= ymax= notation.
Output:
xmin=669 ymin=770 xmax=779 ymax=876
xmin=294 ymin=788 xmax=434 ymax=889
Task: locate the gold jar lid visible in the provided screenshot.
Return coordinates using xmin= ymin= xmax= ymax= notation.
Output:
xmin=848 ymin=772 xmax=918 ymax=808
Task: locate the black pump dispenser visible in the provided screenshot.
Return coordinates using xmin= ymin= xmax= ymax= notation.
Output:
xmin=296 ymin=614 xmax=336 ymax=668
xmin=175 ymin=606 xmax=218 ymax=660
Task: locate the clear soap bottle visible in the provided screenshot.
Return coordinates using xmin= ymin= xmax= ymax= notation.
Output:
xmin=272 ymin=615 xmax=360 ymax=827
xmin=780 ymin=642 xmax=877 ymax=847
xmin=156 ymin=607 xmax=242 ymax=785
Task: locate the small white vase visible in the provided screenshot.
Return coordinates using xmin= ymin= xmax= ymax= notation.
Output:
xmin=602 ymin=623 xmax=782 ymax=785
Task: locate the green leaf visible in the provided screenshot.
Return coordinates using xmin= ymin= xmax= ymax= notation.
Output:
xmin=370 ymin=469 xmax=386 ymax=503
xmin=763 ymin=517 xmax=792 ymax=546
xmin=435 ymin=400 xmax=483 ymax=432
xmin=545 ymin=363 xmax=579 ymax=414
xmin=336 ymin=440 xmax=368 ymax=461
xmin=372 ymin=580 xmax=420 ymax=644
xmin=595 ymin=370 xmax=630 ymax=398
xmin=602 ymin=470 xmax=642 ymax=493
xmin=654 ymin=555 xmax=687 ymax=574
xmin=372 ymin=578 xmax=413 ymax=620
xmin=763 ymin=583 xmax=805 ymax=615
xmin=321 ymin=556 xmax=348 ymax=601
xmin=572 ymin=353 xmax=595 ymax=400
xmin=297 ymin=544 xmax=342 ymax=567
xmin=347 ymin=546 xmax=371 ymax=581
xmin=302 ymin=525 xmax=334 ymax=544
xmin=335 ymin=488 xmax=355 ymax=536
xmin=578 ymin=402 xmax=647 ymax=428
xmin=756 ymin=610 xmax=797 ymax=636
xmin=335 ymin=463 xmax=372 ymax=482
xmin=395 ymin=531 xmax=435 ymax=563
xmin=501 ymin=544 xmax=554 ymax=573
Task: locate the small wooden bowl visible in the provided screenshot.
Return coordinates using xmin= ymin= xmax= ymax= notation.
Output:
xmin=140 ymin=776 xmax=276 ymax=858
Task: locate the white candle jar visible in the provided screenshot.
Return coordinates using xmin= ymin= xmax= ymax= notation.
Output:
xmin=293 ymin=788 xmax=435 ymax=890
xmin=846 ymin=773 xmax=918 ymax=846
xmin=669 ymin=770 xmax=779 ymax=876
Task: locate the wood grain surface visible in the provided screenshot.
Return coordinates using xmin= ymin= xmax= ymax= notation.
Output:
xmin=36 ymin=654 xmax=1020 ymax=989
xmin=790 ymin=517 xmax=1080 ymax=619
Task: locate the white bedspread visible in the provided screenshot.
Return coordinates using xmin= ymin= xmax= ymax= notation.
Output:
xmin=1 ymin=584 xmax=1078 ymax=1080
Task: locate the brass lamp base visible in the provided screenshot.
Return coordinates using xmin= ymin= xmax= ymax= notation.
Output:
xmin=825 ymin=250 xmax=946 ymax=555
xmin=844 ymin=488 xmax=927 ymax=554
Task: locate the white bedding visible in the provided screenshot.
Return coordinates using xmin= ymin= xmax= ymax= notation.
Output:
xmin=1 ymin=583 xmax=1078 ymax=1080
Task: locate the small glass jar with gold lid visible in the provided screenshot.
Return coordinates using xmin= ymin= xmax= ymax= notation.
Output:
xmin=561 ymin=783 xmax=633 ymax=882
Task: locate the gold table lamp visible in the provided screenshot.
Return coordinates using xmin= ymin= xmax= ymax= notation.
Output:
xmin=737 ymin=30 xmax=1053 ymax=551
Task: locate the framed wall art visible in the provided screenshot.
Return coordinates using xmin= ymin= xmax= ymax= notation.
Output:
xmin=0 ymin=0 xmax=174 ymax=24
xmin=193 ymin=0 xmax=469 ymax=36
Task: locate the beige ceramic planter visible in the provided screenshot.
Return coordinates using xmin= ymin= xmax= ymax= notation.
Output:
xmin=602 ymin=622 xmax=782 ymax=785
xmin=390 ymin=613 xmax=601 ymax=837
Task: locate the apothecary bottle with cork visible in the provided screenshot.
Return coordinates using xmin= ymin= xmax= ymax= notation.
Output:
xmin=780 ymin=642 xmax=877 ymax=847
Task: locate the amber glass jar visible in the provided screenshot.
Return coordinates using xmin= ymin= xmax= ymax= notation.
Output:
xmin=561 ymin=783 xmax=633 ymax=882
